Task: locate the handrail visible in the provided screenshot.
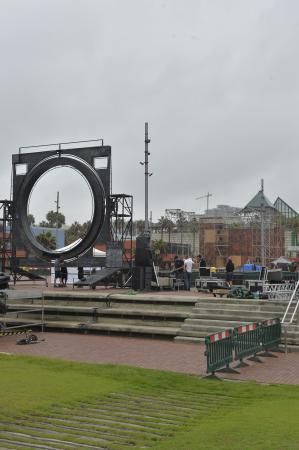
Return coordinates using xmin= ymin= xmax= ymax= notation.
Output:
xmin=282 ymin=280 xmax=299 ymax=324
xmin=290 ymin=293 xmax=299 ymax=324
xmin=263 ymin=282 xmax=294 ymax=300
xmin=1 ymin=294 xmax=45 ymax=334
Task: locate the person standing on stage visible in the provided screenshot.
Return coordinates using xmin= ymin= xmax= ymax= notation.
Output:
xmin=225 ymin=257 xmax=235 ymax=287
xmin=197 ymin=254 xmax=208 ymax=276
xmin=173 ymin=255 xmax=184 ymax=279
xmin=60 ymin=260 xmax=68 ymax=286
xmin=184 ymin=255 xmax=195 ymax=291
xmin=54 ymin=257 xmax=61 ymax=287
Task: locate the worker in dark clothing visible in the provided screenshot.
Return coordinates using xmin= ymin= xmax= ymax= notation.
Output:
xmin=54 ymin=257 xmax=61 ymax=287
xmin=225 ymin=257 xmax=235 ymax=287
xmin=60 ymin=260 xmax=68 ymax=286
xmin=198 ymin=254 xmax=208 ymax=277
xmin=172 ymin=255 xmax=185 ymax=288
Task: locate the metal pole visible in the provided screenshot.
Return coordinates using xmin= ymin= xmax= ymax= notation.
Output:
xmin=260 ymin=179 xmax=265 ymax=266
xmin=284 ymin=325 xmax=288 ymax=354
xmin=144 ymin=122 xmax=150 ymax=235
xmin=55 ymin=192 xmax=60 ymax=249
xmin=261 ymin=207 xmax=265 ymax=266
xmin=207 ymin=192 xmax=212 ymax=212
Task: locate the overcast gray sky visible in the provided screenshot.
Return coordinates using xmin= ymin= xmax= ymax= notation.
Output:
xmin=1 ymin=0 xmax=299 ymax=224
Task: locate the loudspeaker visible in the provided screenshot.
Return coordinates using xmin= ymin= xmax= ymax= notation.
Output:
xmin=132 ymin=266 xmax=153 ymax=291
xmin=144 ymin=266 xmax=153 ymax=290
xmin=135 ymin=235 xmax=152 ymax=267
xmin=136 ymin=235 xmax=150 ymax=248
xmin=132 ymin=267 xmax=143 ymax=291
xmin=200 ymin=267 xmax=210 ymax=277
xmin=135 ymin=248 xmax=152 ymax=266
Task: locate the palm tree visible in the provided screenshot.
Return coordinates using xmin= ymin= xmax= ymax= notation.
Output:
xmin=64 ymin=220 xmax=91 ymax=246
xmin=176 ymin=213 xmax=188 ymax=251
xmin=189 ymin=218 xmax=199 ymax=254
xmin=135 ymin=219 xmax=145 ymax=235
xmin=27 ymin=214 xmax=35 ymax=226
xmin=46 ymin=210 xmax=66 ymax=228
xmin=151 ymin=239 xmax=168 ymax=266
xmin=36 ymin=231 xmax=56 ymax=250
xmin=158 ymin=216 xmax=169 ymax=241
xmin=165 ymin=218 xmax=175 ymax=250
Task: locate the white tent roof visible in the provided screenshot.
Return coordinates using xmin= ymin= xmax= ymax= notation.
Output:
xmin=271 ymin=256 xmax=291 ymax=265
xmin=93 ymin=248 xmax=106 ymax=257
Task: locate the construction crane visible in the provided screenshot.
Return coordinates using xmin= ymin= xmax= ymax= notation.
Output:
xmin=196 ymin=192 xmax=212 ymax=213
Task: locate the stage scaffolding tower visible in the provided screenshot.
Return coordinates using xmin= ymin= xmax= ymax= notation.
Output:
xmin=108 ymin=194 xmax=133 ymax=270
xmin=0 ymin=200 xmax=16 ymax=273
xmin=240 ymin=180 xmax=284 ymax=266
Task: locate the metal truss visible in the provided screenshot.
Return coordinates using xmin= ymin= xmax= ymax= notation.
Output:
xmin=0 ymin=200 xmax=16 ymax=273
xmin=263 ymin=282 xmax=295 ymax=300
xmin=108 ymin=194 xmax=133 ymax=269
xmin=240 ymin=209 xmax=284 ymax=267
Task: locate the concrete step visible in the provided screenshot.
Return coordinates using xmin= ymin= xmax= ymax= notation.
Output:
xmin=1 ymin=317 xmax=181 ymax=336
xmin=176 ymin=329 xmax=220 ymax=338
xmin=43 ymin=291 xmax=200 ymax=305
xmin=189 ymin=312 xmax=284 ymax=321
xmin=194 ymin=298 xmax=287 ymax=307
xmin=183 ymin=318 xmax=260 ymax=328
xmin=8 ymin=297 xmax=198 ymax=311
xmin=7 ymin=304 xmax=98 ymax=314
xmin=174 ymin=336 xmax=204 ymax=343
xmin=7 ymin=303 xmax=192 ymax=317
xmin=5 ymin=313 xmax=181 ymax=327
xmin=4 ymin=292 xmax=299 ymax=344
xmin=193 ymin=304 xmax=286 ymax=313
xmin=45 ymin=320 xmax=181 ymax=336
xmin=178 ymin=320 xmax=295 ymax=333
xmin=6 ymin=305 xmax=190 ymax=326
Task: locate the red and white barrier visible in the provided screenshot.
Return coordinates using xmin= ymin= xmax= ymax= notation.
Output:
xmin=237 ymin=323 xmax=257 ymax=334
xmin=210 ymin=330 xmax=230 ymax=342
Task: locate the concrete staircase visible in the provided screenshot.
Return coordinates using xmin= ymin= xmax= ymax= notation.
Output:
xmin=175 ymin=297 xmax=299 ymax=345
xmin=3 ymin=291 xmax=299 ymax=345
xmin=4 ymin=291 xmax=198 ymax=338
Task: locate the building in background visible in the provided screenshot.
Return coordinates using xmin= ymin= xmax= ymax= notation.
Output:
xmin=31 ymin=226 xmax=65 ymax=249
xmin=151 ymin=187 xmax=299 ymax=268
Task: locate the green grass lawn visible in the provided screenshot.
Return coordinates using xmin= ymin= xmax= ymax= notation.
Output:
xmin=1 ymin=353 xmax=299 ymax=449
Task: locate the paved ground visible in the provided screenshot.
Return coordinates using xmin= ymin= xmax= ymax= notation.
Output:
xmin=0 ymin=331 xmax=298 ymax=385
xmin=1 ymin=282 xmax=299 ymax=385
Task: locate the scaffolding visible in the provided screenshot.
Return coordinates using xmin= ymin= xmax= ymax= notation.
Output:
xmin=274 ymin=197 xmax=298 ymax=221
xmin=199 ymin=207 xmax=284 ymax=268
xmin=108 ymin=194 xmax=133 ymax=269
xmin=240 ymin=185 xmax=284 ymax=266
xmin=0 ymin=200 xmax=15 ymax=273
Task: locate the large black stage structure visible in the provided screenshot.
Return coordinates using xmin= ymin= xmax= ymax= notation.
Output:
xmin=0 ymin=142 xmax=133 ymax=284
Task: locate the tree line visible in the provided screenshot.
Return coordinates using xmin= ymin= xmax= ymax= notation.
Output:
xmin=29 ymin=211 xmax=91 ymax=250
xmin=29 ymin=210 xmax=200 ymax=250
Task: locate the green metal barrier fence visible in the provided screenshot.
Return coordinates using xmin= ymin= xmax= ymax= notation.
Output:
xmin=233 ymin=323 xmax=261 ymax=366
xmin=282 ymin=271 xmax=299 ymax=282
xmin=204 ymin=318 xmax=282 ymax=375
xmin=260 ymin=318 xmax=281 ymax=353
xmin=204 ymin=329 xmax=234 ymax=375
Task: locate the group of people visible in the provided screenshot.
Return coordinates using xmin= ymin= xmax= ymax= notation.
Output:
xmin=54 ymin=257 xmax=68 ymax=287
xmin=172 ymin=254 xmax=207 ymax=290
xmin=172 ymin=254 xmax=235 ymax=290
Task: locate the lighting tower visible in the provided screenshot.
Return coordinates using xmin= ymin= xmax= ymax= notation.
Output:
xmin=140 ymin=122 xmax=153 ymax=236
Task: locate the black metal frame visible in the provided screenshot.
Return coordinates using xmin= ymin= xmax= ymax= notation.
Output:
xmin=12 ymin=143 xmax=111 ymax=264
xmin=0 ymin=200 xmax=15 ymax=273
xmin=108 ymin=194 xmax=133 ymax=269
